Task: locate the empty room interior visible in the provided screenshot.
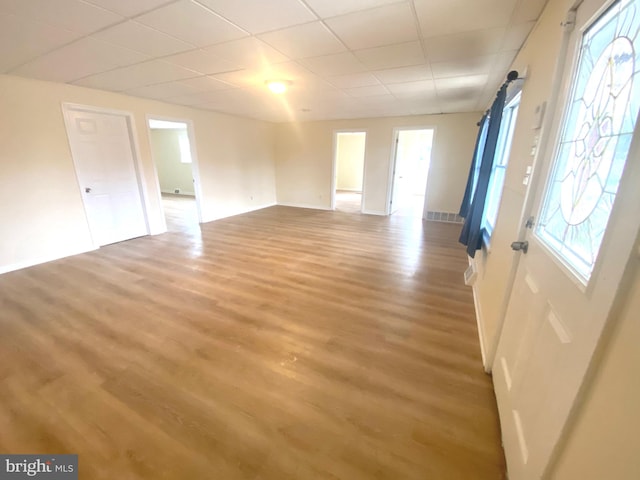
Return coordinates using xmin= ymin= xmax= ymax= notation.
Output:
xmin=1 ymin=0 xmax=639 ymax=479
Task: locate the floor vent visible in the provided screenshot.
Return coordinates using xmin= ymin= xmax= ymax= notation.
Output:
xmin=426 ymin=211 xmax=464 ymax=224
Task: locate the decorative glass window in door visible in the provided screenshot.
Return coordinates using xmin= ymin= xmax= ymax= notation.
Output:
xmin=537 ymin=0 xmax=640 ymax=283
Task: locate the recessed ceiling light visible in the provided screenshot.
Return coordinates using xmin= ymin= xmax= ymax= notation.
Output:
xmin=265 ymin=79 xmax=291 ymax=94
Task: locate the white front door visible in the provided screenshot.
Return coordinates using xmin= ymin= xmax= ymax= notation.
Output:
xmin=64 ymin=106 xmax=148 ymax=246
xmin=493 ymin=0 xmax=640 ymax=478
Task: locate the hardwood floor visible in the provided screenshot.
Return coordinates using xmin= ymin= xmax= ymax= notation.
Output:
xmin=161 ymin=193 xmax=199 ymax=233
xmin=335 ymin=190 xmax=362 ymax=213
xmin=0 ymin=207 xmax=505 ymax=479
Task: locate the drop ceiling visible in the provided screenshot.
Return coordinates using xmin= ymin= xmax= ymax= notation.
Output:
xmin=0 ymin=0 xmax=548 ymax=122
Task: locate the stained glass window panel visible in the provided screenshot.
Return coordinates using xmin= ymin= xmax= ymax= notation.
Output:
xmin=537 ymin=0 xmax=640 ymax=282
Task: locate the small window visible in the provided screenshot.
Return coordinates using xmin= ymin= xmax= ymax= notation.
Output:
xmin=483 ymin=92 xmax=521 ymax=240
xmin=178 ymin=130 xmax=192 ymax=164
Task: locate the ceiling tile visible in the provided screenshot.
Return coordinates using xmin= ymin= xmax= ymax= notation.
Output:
xmin=495 ymin=50 xmax=518 ymax=74
xmin=435 ymin=74 xmax=488 ymax=90
xmin=163 ymin=49 xmax=238 ymax=74
xmin=135 ymin=0 xmax=247 ymax=47
xmin=92 ymin=20 xmax=195 ymax=57
xmin=258 ymin=21 xmax=345 ymax=59
xmin=204 ymin=37 xmax=288 ymax=69
xmin=83 ymin=0 xmax=175 ymax=17
xmin=124 ymin=81 xmax=200 ymax=99
xmin=354 ymin=41 xmax=424 ymax=70
xmin=298 ymin=52 xmax=367 ymax=76
xmin=195 ymin=0 xmax=316 ymax=34
xmin=304 ymin=0 xmax=403 ymax=19
xmin=436 ymin=86 xmax=481 ymax=102
xmin=386 ymin=80 xmax=436 ymax=97
xmin=212 ymin=61 xmax=331 ymax=91
xmin=178 ymin=75 xmax=235 ymax=92
xmin=73 ymin=60 xmax=199 ymax=91
xmin=0 ymin=13 xmax=80 ymax=72
xmin=431 ymin=55 xmax=496 ymax=79
xmin=512 ymin=0 xmax=549 ymax=23
xmin=414 ymin=0 xmax=518 ymax=38
xmin=0 ymin=0 xmax=123 ymax=35
xmin=502 ymin=22 xmax=536 ymax=51
xmin=390 ymin=88 xmax=438 ymax=102
xmin=11 ymin=37 xmax=149 ymax=82
xmin=343 ymin=84 xmax=390 ymax=97
xmin=438 ymin=98 xmax=480 ymax=113
xmin=326 ymin=3 xmax=418 ymax=50
xmin=424 ymin=28 xmax=505 ymax=62
xmin=168 ymin=89 xmax=238 ymax=106
xmin=327 ymin=72 xmax=381 ymax=88
xmin=373 ymin=65 xmax=432 ymax=84
xmin=285 ymin=87 xmax=350 ymax=104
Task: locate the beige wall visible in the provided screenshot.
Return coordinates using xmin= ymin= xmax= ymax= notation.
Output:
xmin=275 ymin=113 xmax=478 ymax=214
xmin=336 ymin=133 xmax=365 ymax=191
xmin=472 ymin=0 xmax=570 ymax=358
xmin=0 ymin=74 xmax=276 ymax=273
xmin=150 ymin=129 xmax=195 ymax=196
xmin=549 ymin=263 xmax=640 ymax=480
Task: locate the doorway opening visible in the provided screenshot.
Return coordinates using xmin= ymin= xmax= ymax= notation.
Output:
xmin=147 ymin=118 xmax=201 ymax=233
xmin=389 ymin=128 xmax=434 ymax=218
xmin=332 ymin=131 xmax=366 ymax=213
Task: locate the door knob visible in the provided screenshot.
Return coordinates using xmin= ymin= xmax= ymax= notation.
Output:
xmin=85 ymin=187 xmax=92 ymax=193
xmin=511 ymin=241 xmax=529 ymax=254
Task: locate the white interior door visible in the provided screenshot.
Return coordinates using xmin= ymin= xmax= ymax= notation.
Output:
xmin=65 ymin=107 xmax=147 ymax=246
xmin=493 ymin=1 xmax=640 ymax=478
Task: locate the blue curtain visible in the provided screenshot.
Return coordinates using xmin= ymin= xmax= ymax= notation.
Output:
xmin=459 ymin=113 xmax=488 ymax=218
xmin=459 ymin=85 xmax=508 ymax=257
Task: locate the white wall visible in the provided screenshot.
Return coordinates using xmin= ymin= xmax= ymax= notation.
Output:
xmin=336 ymin=133 xmax=365 ymax=191
xmin=150 ymin=128 xmax=195 ymax=195
xmin=275 ymin=113 xmax=478 ymax=214
xmin=0 ymin=74 xmax=276 ymax=273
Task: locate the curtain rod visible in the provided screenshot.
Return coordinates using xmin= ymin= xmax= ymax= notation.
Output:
xmin=477 ymin=70 xmax=522 ymax=125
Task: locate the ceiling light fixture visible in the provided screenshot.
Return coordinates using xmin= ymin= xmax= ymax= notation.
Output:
xmin=266 ymin=80 xmax=291 ymax=94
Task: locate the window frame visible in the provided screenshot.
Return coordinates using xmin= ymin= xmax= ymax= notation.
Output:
xmin=482 ymin=91 xmax=522 ymax=246
xmin=533 ymin=0 xmax=640 ymax=285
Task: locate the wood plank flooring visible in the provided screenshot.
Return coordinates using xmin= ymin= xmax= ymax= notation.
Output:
xmin=161 ymin=193 xmax=199 ymax=233
xmin=0 ymin=206 xmax=505 ymax=479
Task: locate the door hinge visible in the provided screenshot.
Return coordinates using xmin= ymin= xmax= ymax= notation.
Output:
xmin=525 ymin=216 xmax=535 ymax=229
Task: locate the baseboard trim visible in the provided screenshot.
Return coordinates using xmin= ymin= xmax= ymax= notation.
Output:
xmin=361 ymin=209 xmax=386 ymax=216
xmin=161 ymin=190 xmax=195 ymax=196
xmin=203 ymin=202 xmax=278 ymax=222
xmin=470 ymin=258 xmax=490 ymax=373
xmin=0 ymin=245 xmax=98 ymax=275
xmin=276 ymin=202 xmax=332 ymax=211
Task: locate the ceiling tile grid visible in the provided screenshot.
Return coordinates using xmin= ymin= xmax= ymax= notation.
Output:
xmin=1 ymin=0 xmax=549 ymax=122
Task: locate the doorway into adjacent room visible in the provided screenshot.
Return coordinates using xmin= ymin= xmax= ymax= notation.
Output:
xmin=332 ymin=131 xmax=366 ymax=213
xmin=389 ymin=128 xmax=434 ymax=218
xmin=147 ymin=118 xmax=202 ymax=233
